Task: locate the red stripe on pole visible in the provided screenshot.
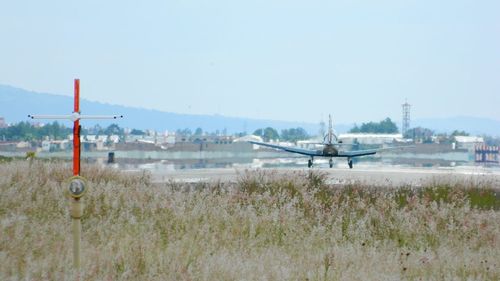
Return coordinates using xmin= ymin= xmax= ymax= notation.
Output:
xmin=73 ymin=79 xmax=80 ymax=176
xmin=74 ymin=79 xmax=80 ymax=112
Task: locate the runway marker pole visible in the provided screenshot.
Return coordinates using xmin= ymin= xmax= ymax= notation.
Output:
xmin=29 ymin=79 xmax=123 ymax=270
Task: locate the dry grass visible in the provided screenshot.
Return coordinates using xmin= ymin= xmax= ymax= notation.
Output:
xmin=1 ymin=160 xmax=499 ymax=280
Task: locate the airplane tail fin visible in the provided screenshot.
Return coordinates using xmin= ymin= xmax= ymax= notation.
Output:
xmin=324 ymin=114 xmax=338 ymax=144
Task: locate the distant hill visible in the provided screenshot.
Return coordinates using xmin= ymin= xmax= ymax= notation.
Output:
xmin=412 ymin=116 xmax=500 ymax=137
xmin=2 ymin=84 xmax=499 ymax=137
xmin=0 ymin=85 xmax=320 ymax=134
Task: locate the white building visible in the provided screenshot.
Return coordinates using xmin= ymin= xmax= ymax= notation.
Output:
xmin=109 ymin=135 xmax=120 ymax=143
xmin=41 ymin=140 xmax=51 ymax=152
xmin=16 ymin=141 xmax=31 ymax=149
xmin=338 ymin=133 xmax=404 ymax=145
xmin=164 ymin=135 xmax=176 ymax=145
xmin=41 ymin=140 xmax=70 ymax=152
xmin=454 ymin=136 xmax=484 ymax=150
xmin=233 ymin=135 xmax=263 ymax=143
xmin=234 ymin=135 xmax=263 ymax=149
xmin=297 ymin=140 xmax=323 ymax=149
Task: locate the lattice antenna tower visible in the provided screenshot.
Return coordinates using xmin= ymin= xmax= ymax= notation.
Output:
xmin=402 ymin=99 xmax=411 ymax=136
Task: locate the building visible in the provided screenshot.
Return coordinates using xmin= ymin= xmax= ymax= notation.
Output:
xmin=41 ymin=140 xmax=70 ymax=152
xmin=297 ymin=140 xmax=323 ymax=149
xmin=0 ymin=141 xmax=32 ymax=152
xmin=233 ymin=135 xmax=263 ymax=143
xmin=0 ymin=117 xmax=7 ymax=128
xmin=475 ymin=145 xmax=499 ymax=163
xmin=338 ymin=133 xmax=404 ymax=145
xmin=454 ymin=136 xmax=484 ymax=150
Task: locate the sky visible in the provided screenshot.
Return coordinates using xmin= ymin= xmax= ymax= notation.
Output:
xmin=0 ymin=0 xmax=499 ymax=125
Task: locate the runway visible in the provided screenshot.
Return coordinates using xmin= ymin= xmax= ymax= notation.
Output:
xmin=148 ymin=165 xmax=500 ymax=187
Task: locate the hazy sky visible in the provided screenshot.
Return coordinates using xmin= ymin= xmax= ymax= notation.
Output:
xmin=1 ymin=0 xmax=499 ymax=124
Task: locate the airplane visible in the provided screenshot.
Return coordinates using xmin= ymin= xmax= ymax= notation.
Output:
xmin=248 ymin=115 xmax=409 ymax=169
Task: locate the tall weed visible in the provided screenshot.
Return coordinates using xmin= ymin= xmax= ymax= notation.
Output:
xmin=1 ymin=161 xmax=499 ymax=280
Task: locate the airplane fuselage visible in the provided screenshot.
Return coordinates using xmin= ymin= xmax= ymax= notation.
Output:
xmin=322 ymin=144 xmax=338 ymax=157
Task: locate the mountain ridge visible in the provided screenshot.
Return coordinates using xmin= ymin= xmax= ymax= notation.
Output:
xmin=1 ymin=84 xmax=499 ymax=136
xmin=0 ymin=84 xmax=320 ymax=134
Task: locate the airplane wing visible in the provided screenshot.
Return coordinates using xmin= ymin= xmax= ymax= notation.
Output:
xmin=338 ymin=145 xmax=414 ymax=158
xmin=248 ymin=141 xmax=322 ymax=156
xmin=337 ymin=149 xmax=378 ymax=157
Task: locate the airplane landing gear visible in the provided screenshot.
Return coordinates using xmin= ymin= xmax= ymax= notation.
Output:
xmin=329 ymin=158 xmax=333 ymax=168
xmin=348 ymin=158 xmax=353 ymax=169
xmin=308 ymin=157 xmax=314 ymax=168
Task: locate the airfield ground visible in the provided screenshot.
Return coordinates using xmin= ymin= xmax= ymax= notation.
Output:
xmin=150 ymin=165 xmax=500 ymax=187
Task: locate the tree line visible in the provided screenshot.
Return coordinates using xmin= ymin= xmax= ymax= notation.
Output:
xmin=0 ymin=118 xmax=403 ymax=143
xmin=349 ymin=118 xmax=399 ymax=134
xmin=0 ymin=121 xmax=71 ymax=141
xmin=0 ymin=122 xmax=125 ymax=142
xmin=1 ymin=119 xmax=481 ymax=145
xmin=252 ymin=127 xmax=309 ymax=142
xmin=0 ymin=122 xmax=312 ymax=143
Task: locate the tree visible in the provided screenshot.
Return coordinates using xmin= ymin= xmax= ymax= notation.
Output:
xmin=405 ymin=127 xmax=434 ymax=143
xmin=348 ymin=118 xmax=398 ymax=134
xmin=379 ymin=118 xmax=399 ymax=133
xmin=39 ymin=121 xmax=69 ymax=140
xmin=235 ymin=132 xmax=246 ymax=137
xmin=104 ymin=124 xmax=124 ymax=136
xmin=253 ymin=128 xmax=263 ymax=136
xmin=350 ymin=124 xmax=360 ymax=133
xmin=4 ymin=122 xmax=35 ymax=141
xmin=450 ymin=130 xmax=469 ymax=137
xmin=194 ymin=127 xmax=203 ymax=136
xmin=130 ymin=129 xmax=145 ymax=135
xmin=176 ymin=128 xmax=192 ymax=136
xmin=281 ymin=127 xmax=309 ymax=142
xmin=89 ymin=124 xmax=104 ymax=135
xmin=253 ymin=127 xmax=280 ymax=142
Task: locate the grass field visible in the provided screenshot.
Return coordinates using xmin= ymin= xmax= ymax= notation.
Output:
xmin=1 ymin=160 xmax=499 ymax=280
